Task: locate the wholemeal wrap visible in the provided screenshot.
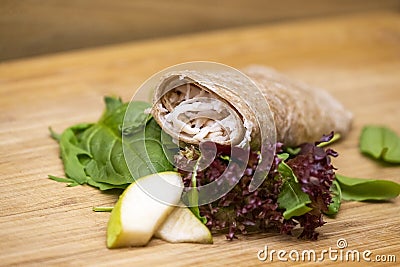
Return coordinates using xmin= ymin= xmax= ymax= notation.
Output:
xmin=151 ymin=64 xmax=352 ymax=149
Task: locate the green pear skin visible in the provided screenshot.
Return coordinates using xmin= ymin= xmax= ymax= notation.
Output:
xmin=107 ymin=172 xmax=183 ymax=248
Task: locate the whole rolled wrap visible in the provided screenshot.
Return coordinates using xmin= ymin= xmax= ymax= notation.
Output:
xmin=151 ymin=65 xmax=352 ymax=149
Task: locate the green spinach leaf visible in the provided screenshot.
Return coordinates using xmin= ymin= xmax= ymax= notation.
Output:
xmin=277 ymin=156 xmax=312 ymax=219
xmin=336 ymin=174 xmax=400 ymax=201
xmin=360 ymin=126 xmax=400 ymax=164
xmin=325 ymin=180 xmax=341 ymax=216
xmin=50 ymin=96 xmax=174 ymax=190
xmin=55 ymin=123 xmax=93 ymax=185
xmin=183 ymin=154 xmax=207 ymax=224
xmin=277 ymin=153 xmax=298 ymax=182
xmin=278 ymin=179 xmax=312 ymax=219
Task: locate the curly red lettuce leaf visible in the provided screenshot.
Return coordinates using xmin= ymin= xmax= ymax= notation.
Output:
xmin=176 ymin=133 xmax=339 ymax=240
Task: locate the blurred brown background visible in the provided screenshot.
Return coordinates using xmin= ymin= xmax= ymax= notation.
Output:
xmin=1 ymin=0 xmax=399 ymax=62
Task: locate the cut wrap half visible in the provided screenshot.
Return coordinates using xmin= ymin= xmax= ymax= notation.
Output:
xmin=151 ymin=65 xmax=352 ymax=149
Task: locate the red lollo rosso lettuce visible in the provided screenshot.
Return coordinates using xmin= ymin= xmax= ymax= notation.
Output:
xmin=286 ymin=133 xmax=338 ymax=239
xmin=175 ymin=133 xmax=338 ymax=240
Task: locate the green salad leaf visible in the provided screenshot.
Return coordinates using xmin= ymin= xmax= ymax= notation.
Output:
xmin=277 ymin=154 xmax=312 ymax=219
xmin=277 ymin=153 xmax=298 ymax=182
xmin=324 ymin=172 xmax=400 ymax=215
xmin=325 ymin=180 xmax=341 ymax=216
xmin=278 ymin=179 xmax=312 ymax=219
xmin=187 ymin=155 xmax=207 ymax=224
xmin=360 ymin=126 xmax=400 ymax=164
xmin=317 ymin=133 xmax=341 ymax=148
xmin=50 ymin=96 xmax=174 ymax=190
xmin=336 ymin=174 xmax=400 ymax=201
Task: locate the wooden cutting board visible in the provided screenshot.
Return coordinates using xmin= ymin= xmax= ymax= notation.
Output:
xmin=0 ymin=11 xmax=399 ymax=266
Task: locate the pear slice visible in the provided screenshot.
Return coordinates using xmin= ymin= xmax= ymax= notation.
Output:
xmin=107 ymin=171 xmax=183 ymax=248
xmin=155 ymin=205 xmax=213 ymax=244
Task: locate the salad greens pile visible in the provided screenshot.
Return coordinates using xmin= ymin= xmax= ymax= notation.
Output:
xmin=49 ymin=96 xmax=174 ymax=190
xmin=50 ymin=96 xmax=400 ymax=240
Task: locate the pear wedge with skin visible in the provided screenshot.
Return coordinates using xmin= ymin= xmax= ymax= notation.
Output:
xmin=107 ymin=171 xmax=183 ymax=248
xmin=155 ymin=205 xmax=213 ymax=244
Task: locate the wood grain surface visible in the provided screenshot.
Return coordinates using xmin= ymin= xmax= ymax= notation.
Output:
xmin=1 ymin=0 xmax=400 ymax=61
xmin=0 ymin=11 xmax=399 ymax=266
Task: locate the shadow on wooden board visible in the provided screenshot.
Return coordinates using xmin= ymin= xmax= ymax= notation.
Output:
xmin=0 ymin=0 xmax=399 ymax=61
